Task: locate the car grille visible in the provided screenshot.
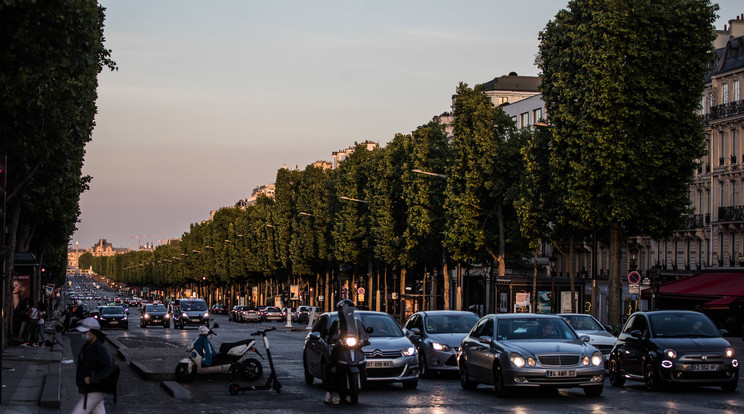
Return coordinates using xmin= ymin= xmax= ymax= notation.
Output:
xmin=364 ymin=349 xmax=402 ymax=359
xmin=537 ymin=354 xmax=581 ymax=367
xmin=367 ymin=367 xmax=405 ymax=378
xmin=679 ymin=354 xmax=724 ymax=363
xmin=593 ymin=344 xmax=613 ymax=354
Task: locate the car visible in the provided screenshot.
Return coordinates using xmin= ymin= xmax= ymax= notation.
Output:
xmin=281 ymin=307 xmax=295 ymax=322
xmin=97 ymin=306 xmax=129 ymax=330
xmin=256 ymin=306 xmax=268 ymax=322
xmin=228 ymin=305 xmax=245 ymax=322
xmin=240 ymin=306 xmax=262 ymax=323
xmin=264 ymin=306 xmax=283 ymax=322
xmin=458 ymin=314 xmax=605 ymax=397
xmin=558 ymin=313 xmax=617 ymax=363
xmin=403 ymin=310 xmax=480 ymax=377
xmin=172 ymin=298 xmax=210 ymax=329
xmin=210 ymin=303 xmax=228 ymax=315
xmin=140 ymin=304 xmax=170 ymax=328
xmin=608 ymin=310 xmax=739 ymax=392
xmin=297 ymin=306 xmax=323 ymax=324
xmin=303 ymin=310 xmax=419 ymax=389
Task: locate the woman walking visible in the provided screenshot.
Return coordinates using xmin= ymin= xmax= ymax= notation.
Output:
xmin=72 ymin=318 xmax=113 ymax=414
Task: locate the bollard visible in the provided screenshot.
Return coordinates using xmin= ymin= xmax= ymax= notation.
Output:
xmin=285 ymin=310 xmax=292 ymax=327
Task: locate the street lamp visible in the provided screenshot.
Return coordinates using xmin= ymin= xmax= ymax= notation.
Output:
xmin=411 ymin=169 xmax=446 ymax=178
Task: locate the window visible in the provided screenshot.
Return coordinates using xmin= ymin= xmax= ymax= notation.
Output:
xmin=723 ymin=83 xmax=729 ymax=103
xmin=520 ymin=112 xmax=529 ymax=128
xmin=498 ymin=96 xmax=509 ymax=105
xmin=533 ymin=108 xmax=543 ymax=122
xmin=702 ymin=95 xmax=706 ymax=114
xmin=734 ymin=80 xmax=740 ymax=102
xmin=733 ymin=129 xmax=738 ymax=163
xmin=720 ymin=131 xmax=726 ymax=165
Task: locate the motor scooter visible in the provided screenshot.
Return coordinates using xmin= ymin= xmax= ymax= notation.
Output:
xmin=328 ymin=302 xmax=369 ymax=404
xmin=228 ymin=327 xmax=282 ymax=394
xmin=175 ymin=323 xmax=263 ymax=383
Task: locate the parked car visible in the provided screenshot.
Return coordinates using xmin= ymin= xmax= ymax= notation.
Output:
xmin=264 ymin=306 xmax=283 ymax=322
xmin=140 ymin=304 xmax=170 ymax=328
xmin=304 ymin=310 xmax=419 ymax=389
xmin=458 ymin=314 xmax=605 ymax=396
xmin=97 ymin=306 xmax=129 ymax=330
xmin=558 ymin=313 xmax=617 ymax=363
xmin=608 ymin=310 xmax=739 ymax=392
xmin=403 ymin=310 xmax=480 ymax=377
xmin=172 ymin=298 xmax=210 ymax=329
xmin=240 ymin=306 xmax=262 ymax=323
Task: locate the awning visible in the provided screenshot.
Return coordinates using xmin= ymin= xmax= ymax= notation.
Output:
xmin=644 ymin=272 xmax=744 ymax=298
xmin=702 ymin=296 xmax=740 ymax=309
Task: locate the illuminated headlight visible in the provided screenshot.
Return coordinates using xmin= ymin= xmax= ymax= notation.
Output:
xmin=725 ymin=348 xmax=735 ymax=358
xmin=526 ymin=357 xmax=536 ymax=367
xmin=165 ymin=314 xmax=170 ymax=319
xmin=182 ymin=312 xmax=188 ymax=318
xmin=582 ymin=356 xmax=591 ymax=366
xmin=591 ymin=352 xmax=603 ymax=367
xmin=431 ymin=342 xmax=451 ymax=352
xmin=661 ymin=360 xmax=673 ymax=368
xmin=344 ymin=337 xmax=358 ymax=347
xmin=122 ymin=316 xmax=127 ymax=320
xmin=510 ymin=353 xmax=526 ymax=368
xmin=664 ymin=348 xmax=678 ymax=359
xmin=402 ymin=346 xmax=417 ymax=356
xmin=204 ymin=312 xmax=210 ymax=319
xmin=144 ymin=314 xmax=150 ymax=319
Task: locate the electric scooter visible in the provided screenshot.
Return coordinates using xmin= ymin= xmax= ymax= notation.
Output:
xmin=175 ymin=323 xmax=263 ymax=383
xmin=228 ymin=327 xmax=282 ymax=394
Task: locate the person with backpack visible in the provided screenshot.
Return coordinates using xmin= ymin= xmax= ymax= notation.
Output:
xmin=72 ymin=317 xmax=113 ymax=414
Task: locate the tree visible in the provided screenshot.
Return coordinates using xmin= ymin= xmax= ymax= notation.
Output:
xmin=539 ymin=0 xmax=716 ymax=327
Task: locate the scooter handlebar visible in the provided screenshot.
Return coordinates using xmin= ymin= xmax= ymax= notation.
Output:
xmin=250 ymin=327 xmax=277 ymax=336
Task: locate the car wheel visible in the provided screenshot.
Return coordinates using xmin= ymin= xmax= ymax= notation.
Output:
xmin=303 ymin=355 xmax=314 ymax=385
xmin=141 ymin=323 xmax=147 ymax=329
xmin=722 ymin=374 xmax=738 ymax=392
xmin=402 ymin=379 xmax=418 ymax=390
xmin=418 ymin=351 xmax=430 ymax=378
xmin=584 ymin=384 xmax=604 ymax=397
xmin=644 ymin=361 xmax=662 ymax=392
xmin=608 ymin=357 xmax=625 ymax=387
xmin=459 ymin=361 xmax=477 ymax=390
xmin=492 ymin=363 xmax=507 ymax=397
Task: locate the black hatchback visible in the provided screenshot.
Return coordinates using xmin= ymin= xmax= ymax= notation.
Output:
xmin=140 ymin=304 xmax=170 ymax=328
xmin=608 ymin=310 xmax=739 ymax=392
xmin=97 ymin=306 xmax=129 ymax=330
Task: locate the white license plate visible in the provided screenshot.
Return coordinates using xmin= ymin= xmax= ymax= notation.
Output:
xmin=110 ymin=321 xmax=118 ymax=325
xmin=546 ymin=370 xmax=576 ymax=378
xmin=367 ymin=360 xmax=393 ymax=368
xmin=693 ymin=364 xmax=718 ymax=371
xmin=191 ymin=318 xmax=201 ymax=322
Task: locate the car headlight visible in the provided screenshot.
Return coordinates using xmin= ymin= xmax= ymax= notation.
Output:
xmin=664 ymin=348 xmax=678 ymax=359
xmin=204 ymin=312 xmax=210 ymax=319
xmin=510 ymin=353 xmax=526 ymax=368
xmin=431 ymin=342 xmax=451 ymax=352
xmin=182 ymin=312 xmax=188 ymax=318
xmin=591 ymin=352 xmax=603 ymax=366
xmin=344 ymin=337 xmax=358 ymax=347
xmin=402 ymin=346 xmax=417 ymax=356
xmin=165 ymin=314 xmax=170 ymax=319
xmin=122 ymin=316 xmax=127 ymax=320
xmin=144 ymin=314 xmax=150 ymax=319
xmin=725 ymin=347 xmax=735 ymax=358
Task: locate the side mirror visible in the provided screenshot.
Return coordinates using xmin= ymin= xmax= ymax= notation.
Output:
xmin=410 ymin=328 xmax=421 ymax=336
xmin=604 ymin=324 xmax=613 ymax=333
xmin=366 ymin=327 xmax=374 ymax=334
xmin=580 ymin=335 xmax=591 ymax=343
xmin=719 ymin=329 xmax=729 ymax=336
xmin=213 ymin=323 xmax=220 ymax=329
xmin=309 ymin=331 xmax=321 ymax=340
xmin=478 ymin=335 xmax=493 ymax=344
xmin=630 ymin=329 xmax=642 ymax=338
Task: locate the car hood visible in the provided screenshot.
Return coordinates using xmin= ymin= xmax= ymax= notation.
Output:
xmin=101 ymin=313 xmax=125 ymax=318
xmin=577 ymin=330 xmax=617 ymax=346
xmin=503 ymin=339 xmax=596 ymax=356
xmin=145 ymin=311 xmax=167 ymax=316
xmin=364 ymin=336 xmax=413 ymax=352
xmin=427 ymin=333 xmax=469 ymax=348
xmin=650 ymin=337 xmax=732 ymax=352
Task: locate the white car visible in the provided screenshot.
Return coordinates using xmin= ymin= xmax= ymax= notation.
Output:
xmin=558 ymin=313 xmax=617 ymax=363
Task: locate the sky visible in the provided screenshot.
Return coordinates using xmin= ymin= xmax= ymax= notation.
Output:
xmin=71 ymin=1 xmax=744 ymax=251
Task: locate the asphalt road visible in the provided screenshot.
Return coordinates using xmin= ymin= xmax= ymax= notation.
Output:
xmin=57 ymin=276 xmax=743 ymax=413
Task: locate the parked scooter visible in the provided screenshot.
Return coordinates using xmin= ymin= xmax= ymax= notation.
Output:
xmin=327 ymin=300 xmax=370 ymax=405
xmin=175 ymin=323 xmax=263 ymax=383
xmin=228 ymin=327 xmax=281 ymax=394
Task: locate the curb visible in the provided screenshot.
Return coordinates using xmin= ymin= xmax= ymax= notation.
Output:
xmin=160 ymin=381 xmax=191 ymax=399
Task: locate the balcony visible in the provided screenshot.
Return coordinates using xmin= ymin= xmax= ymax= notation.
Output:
xmin=705 ymin=100 xmax=744 ymax=123
xmin=717 ymin=206 xmax=744 ymax=222
xmin=686 ymin=213 xmax=709 ymax=228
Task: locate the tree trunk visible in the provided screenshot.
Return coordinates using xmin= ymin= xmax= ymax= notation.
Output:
xmin=442 ymin=249 xmax=450 ymax=310
xmin=608 ymin=224 xmax=622 ymax=330
xmin=568 ymin=237 xmax=575 ymax=313
xmin=532 ymin=247 xmax=538 ymax=312
xmin=399 ymin=268 xmax=407 ymax=323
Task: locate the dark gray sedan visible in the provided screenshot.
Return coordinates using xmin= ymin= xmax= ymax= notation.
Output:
xmin=458 ymin=314 xmax=604 ymax=396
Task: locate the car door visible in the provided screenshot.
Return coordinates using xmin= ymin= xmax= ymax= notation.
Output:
xmin=470 ymin=317 xmax=495 ymax=382
xmin=404 ymin=314 xmax=425 ymax=350
xmin=305 ymin=314 xmax=329 ymax=378
xmin=616 ymin=314 xmax=649 ymax=377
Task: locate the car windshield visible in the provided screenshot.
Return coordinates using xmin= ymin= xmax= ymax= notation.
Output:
xmin=267 ymin=307 xmax=280 ymax=312
xmin=649 ymin=313 xmax=720 ymax=338
xmin=425 ymin=314 xmax=479 ymax=334
xmin=562 ymin=315 xmax=604 ymax=331
xmin=147 ymin=305 xmax=166 ymax=312
xmin=495 ymin=317 xmax=578 ymax=340
xmin=357 ymin=313 xmax=403 ymax=338
xmin=181 ymin=301 xmax=207 ymax=311
xmin=102 ymin=307 xmax=124 ymax=315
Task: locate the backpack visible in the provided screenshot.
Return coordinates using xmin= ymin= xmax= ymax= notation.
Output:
xmin=96 ymin=357 xmax=120 ymax=402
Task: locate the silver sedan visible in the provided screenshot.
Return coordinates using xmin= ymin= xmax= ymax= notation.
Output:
xmin=458 ymin=314 xmax=605 ymax=397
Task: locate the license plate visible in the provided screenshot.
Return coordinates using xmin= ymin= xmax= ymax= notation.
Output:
xmin=152 ymin=319 xmax=161 ymax=323
xmin=546 ymin=370 xmax=576 ymax=378
xmin=367 ymin=360 xmax=393 ymax=368
xmin=191 ymin=318 xmax=201 ymax=322
xmin=693 ymin=364 xmax=718 ymax=371
xmin=110 ymin=321 xmax=118 ymax=325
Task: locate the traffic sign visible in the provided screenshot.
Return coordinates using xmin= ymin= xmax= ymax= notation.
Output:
xmin=629 ymin=284 xmax=640 ymax=294
xmin=357 ymin=287 xmax=366 ymax=295
xmin=628 ymin=271 xmax=641 ymax=285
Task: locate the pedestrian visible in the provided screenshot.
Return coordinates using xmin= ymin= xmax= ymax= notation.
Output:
xmin=17 ymin=298 xmax=31 ymax=345
xmin=26 ymin=301 xmax=40 ymax=346
xmin=37 ymin=301 xmax=47 ymax=346
xmin=72 ymin=317 xmax=113 ymax=414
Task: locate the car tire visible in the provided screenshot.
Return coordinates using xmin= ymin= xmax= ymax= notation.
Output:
xmin=418 ymin=351 xmax=430 ymax=378
xmin=141 ymin=323 xmax=146 ymax=329
xmin=644 ymin=361 xmax=662 ymax=392
xmin=402 ymin=379 xmax=418 ymax=390
xmin=492 ymin=363 xmax=507 ymax=397
xmin=303 ymin=355 xmax=314 ymax=385
xmin=722 ymin=373 xmax=738 ymax=392
xmin=459 ymin=362 xmax=477 ymax=390
xmin=608 ymin=357 xmax=625 ymax=387
xmin=164 ymin=322 xmax=170 ymax=328
xmin=584 ymin=384 xmax=604 ymax=397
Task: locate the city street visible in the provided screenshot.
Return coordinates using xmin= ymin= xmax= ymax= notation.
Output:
xmin=56 ymin=314 xmax=742 ymax=413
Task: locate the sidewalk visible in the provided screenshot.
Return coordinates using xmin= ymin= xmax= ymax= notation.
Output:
xmin=0 ymin=327 xmax=64 ymax=414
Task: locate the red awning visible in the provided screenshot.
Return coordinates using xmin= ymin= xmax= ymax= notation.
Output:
xmin=648 ymin=272 xmax=744 ymax=298
xmin=702 ymin=296 xmax=739 ymax=309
